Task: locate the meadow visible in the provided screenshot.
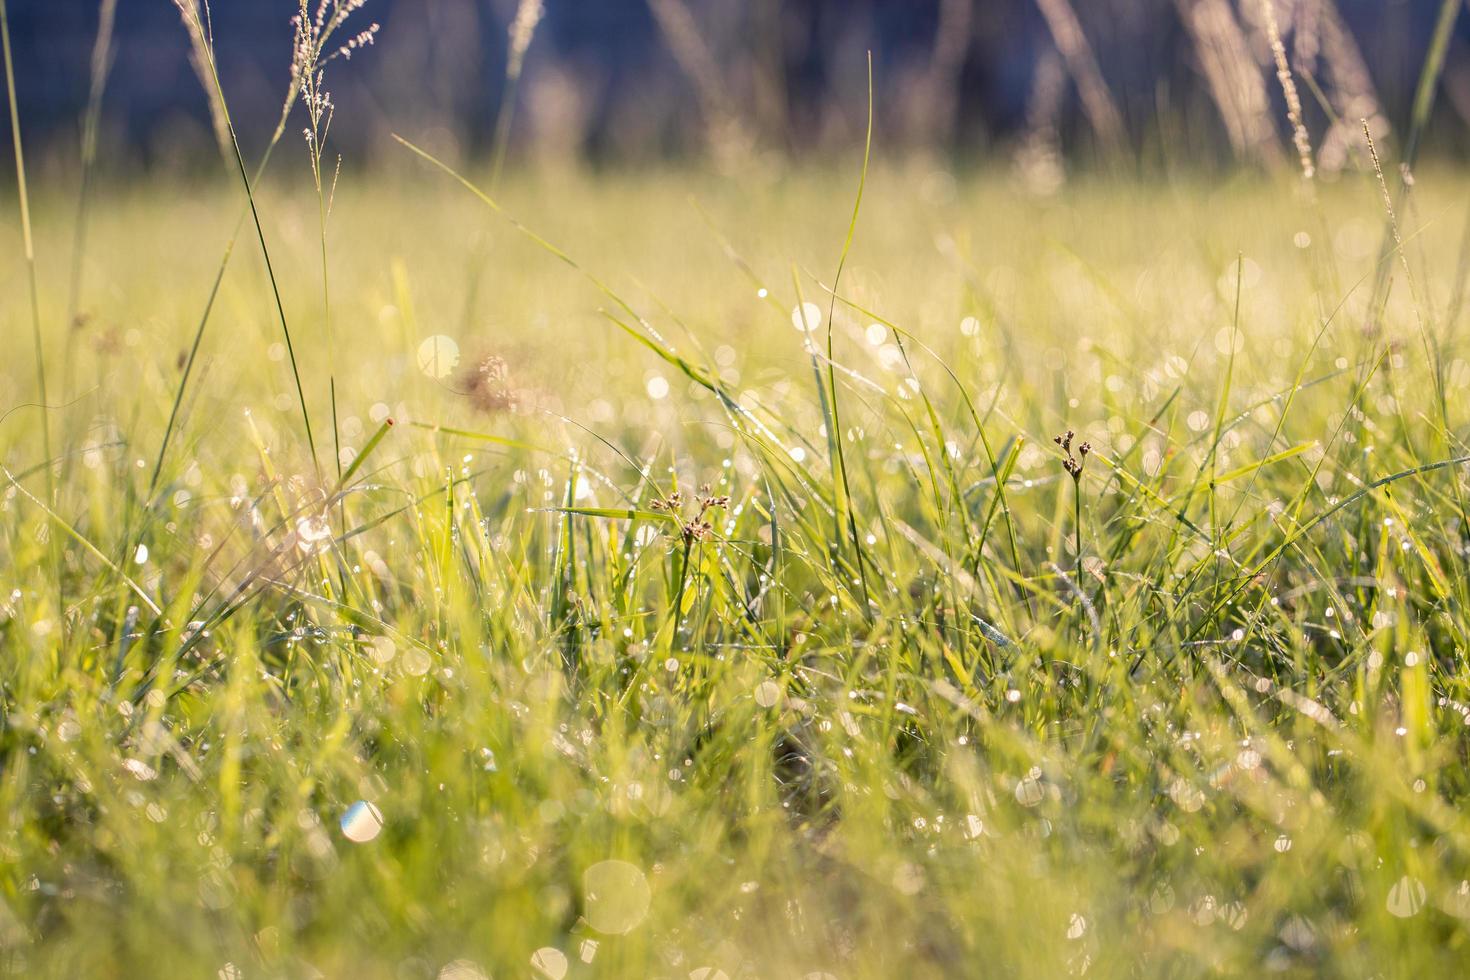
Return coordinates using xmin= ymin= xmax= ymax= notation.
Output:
xmin=6 ymin=141 xmax=1470 ymax=978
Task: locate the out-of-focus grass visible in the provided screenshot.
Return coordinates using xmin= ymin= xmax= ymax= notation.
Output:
xmin=4 ymin=164 xmax=1470 ymax=977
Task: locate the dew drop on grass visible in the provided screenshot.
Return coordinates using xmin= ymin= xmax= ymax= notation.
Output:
xmin=133 ymin=543 xmax=149 ymax=565
xmin=646 ymin=375 xmax=669 ymax=399
xmin=531 ymin=947 xmax=567 ymax=980
xmin=401 ymin=647 xmax=432 ymax=677
xmin=1279 ymin=915 xmax=1316 ymax=950
xmin=369 ymin=636 xmax=396 ymax=665
xmin=791 ymin=302 xmax=822 ymax=333
xmin=1169 ymin=779 xmax=1204 ymax=813
xmin=892 ymin=862 xmax=925 ymax=895
xmin=1386 ymin=876 xmax=1426 ymax=918
xmin=417 ymin=335 xmax=460 ymax=379
xmin=340 ymin=800 xmax=383 ymax=843
xmin=123 ymin=759 xmax=157 ymax=781
xmin=1220 ymin=901 xmax=1248 ymax=930
xmin=437 ymin=960 xmax=488 ymax=980
xmin=296 ymin=516 xmax=331 ymax=553
xmin=583 ymin=859 xmax=651 ymax=935
xmin=1015 ymin=774 xmax=1044 ymax=807
xmin=754 ymin=680 xmax=781 ymax=708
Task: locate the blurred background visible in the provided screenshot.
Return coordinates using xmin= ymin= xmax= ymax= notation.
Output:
xmin=5 ymin=0 xmax=1470 ymax=179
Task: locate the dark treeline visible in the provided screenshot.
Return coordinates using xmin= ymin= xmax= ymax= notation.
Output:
xmin=6 ymin=0 xmax=1470 ymax=173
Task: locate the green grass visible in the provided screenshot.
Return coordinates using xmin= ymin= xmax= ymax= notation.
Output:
xmin=5 ymin=163 xmax=1470 ymax=977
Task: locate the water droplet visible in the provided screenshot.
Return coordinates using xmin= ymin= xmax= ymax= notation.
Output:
xmin=417 ymin=336 xmax=460 ymax=379
xmin=531 ymin=947 xmax=567 ymax=980
xmin=583 ymin=859 xmax=651 ymax=934
xmin=401 ymin=647 xmax=432 ymax=677
xmin=133 ymin=543 xmax=149 ymax=565
xmin=754 ymin=680 xmax=781 ymax=708
xmin=123 ymin=758 xmax=157 ymax=782
xmin=295 ymin=515 xmax=332 ymax=553
xmin=369 ymin=636 xmax=396 ymax=665
xmin=1279 ymin=914 xmax=1315 ymax=950
xmin=1169 ymin=779 xmax=1204 ymax=813
xmin=340 ymin=800 xmax=383 ymax=843
xmin=437 ymin=960 xmax=488 ymax=980
xmin=791 ymin=302 xmax=822 ymax=333
xmin=1387 ymin=875 xmax=1426 ymax=918
xmin=1015 ymin=775 xmax=1044 ymax=807
xmin=892 ymin=862 xmax=925 ymax=895
xmin=646 ymin=376 xmax=669 ymax=400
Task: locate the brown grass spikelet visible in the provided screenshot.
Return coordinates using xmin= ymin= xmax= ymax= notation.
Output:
xmin=460 ymin=352 xmax=519 ymax=415
xmin=1260 ymin=0 xmax=1314 ymax=181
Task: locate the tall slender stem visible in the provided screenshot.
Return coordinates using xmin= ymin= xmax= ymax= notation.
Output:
xmin=1 ymin=0 xmax=52 ymax=503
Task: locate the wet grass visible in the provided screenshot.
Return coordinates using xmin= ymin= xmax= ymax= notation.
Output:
xmin=4 ymin=163 xmax=1470 ymax=977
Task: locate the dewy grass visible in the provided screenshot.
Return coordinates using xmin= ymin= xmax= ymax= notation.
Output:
xmin=6 ymin=167 xmax=1470 ymax=977
xmin=10 ymin=31 xmax=1470 ymax=980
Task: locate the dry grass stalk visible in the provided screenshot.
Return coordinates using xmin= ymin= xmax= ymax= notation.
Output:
xmin=908 ymin=0 xmax=974 ymax=146
xmin=1014 ymin=48 xmax=1067 ymax=194
xmin=1292 ymin=0 xmax=1321 ymax=74
xmin=1260 ymin=0 xmax=1314 ymax=180
xmin=507 ymin=0 xmax=544 ymax=79
xmin=1363 ymin=119 xmax=1413 ymax=293
xmin=647 ymin=0 xmax=752 ymax=168
xmin=1033 ymin=0 xmax=1125 ymax=153
xmin=489 ymin=0 xmax=544 ymax=188
xmin=1316 ymin=0 xmax=1386 ymax=173
xmin=172 ymin=0 xmax=232 ymax=160
xmin=1174 ymin=0 xmax=1281 ymax=167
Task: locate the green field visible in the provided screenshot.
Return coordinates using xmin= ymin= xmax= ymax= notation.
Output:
xmin=5 ymin=163 xmax=1470 ymax=977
